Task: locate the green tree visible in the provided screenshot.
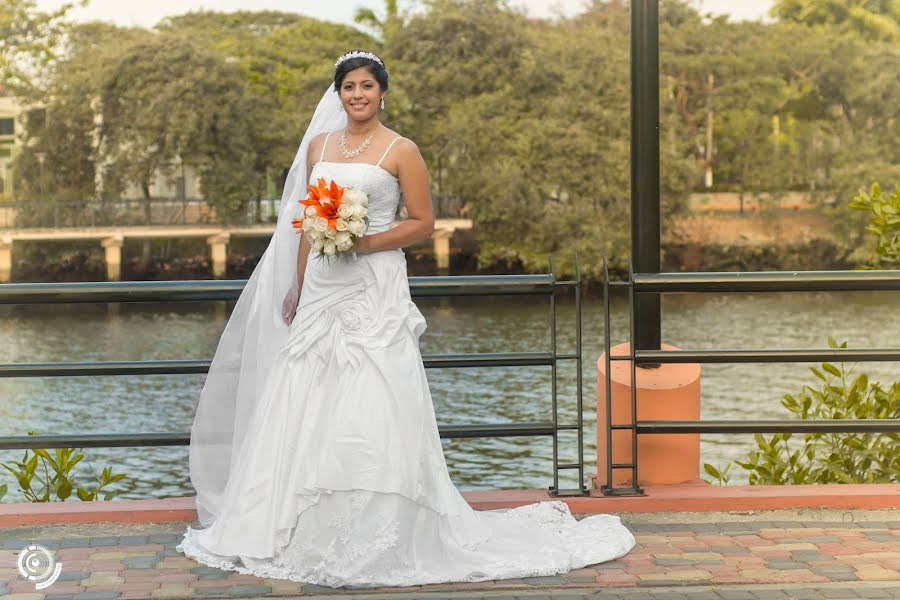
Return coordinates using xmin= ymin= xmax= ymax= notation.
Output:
xmin=849 ymin=183 xmax=900 ymax=266
xmin=160 ymin=12 xmax=374 ymax=200
xmin=772 ymin=0 xmax=900 ymax=41
xmin=354 ymin=0 xmax=405 ymax=43
xmin=0 ymin=0 xmax=77 ymax=92
xmin=96 ymin=34 xmax=259 ymax=221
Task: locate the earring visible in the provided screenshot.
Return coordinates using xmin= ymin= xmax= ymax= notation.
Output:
xmin=380 ymin=97 xmax=385 ymax=110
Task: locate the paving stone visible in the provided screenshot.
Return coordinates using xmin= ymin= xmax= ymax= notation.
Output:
xmin=116 ymin=537 xmax=148 ymax=546
xmin=716 ymin=592 xmax=756 ymax=600
xmin=655 ymin=559 xmax=714 ymax=566
xmin=147 ymin=535 xmax=179 ymax=545
xmin=818 ymin=589 xmax=859 ymax=598
xmin=189 ymin=567 xmax=224 ymax=577
xmin=765 ymin=561 xmax=810 ymax=570
xmin=850 ymin=589 xmax=893 ymax=599
xmin=224 ymin=584 xmax=271 ymax=595
xmin=194 ymin=588 xmax=227 ymax=597
xmin=628 ymin=524 xmax=662 ymax=533
xmin=159 ymin=550 xmax=182 ymax=557
xmin=523 ymin=577 xmax=568 ymax=586
xmin=821 ymin=573 xmax=860 ymax=582
xmin=73 ymin=593 xmax=121 ymax=600
xmin=864 ymin=534 xmax=900 ymax=543
xmin=677 ymin=592 xmax=721 ymax=600
xmin=299 ymin=583 xmax=343 ymax=594
xmin=791 ymin=552 xmax=828 ymax=561
xmin=58 ymin=539 xmax=92 ymax=549
xmin=196 ymin=572 xmax=229 ymax=581
xmin=811 ymin=566 xmax=856 ymax=574
xmin=0 ymin=582 xmax=10 ymax=596
xmin=778 ymin=536 xmax=843 ymax=544
xmin=56 ymin=572 xmax=90 ymax=582
xmin=1 ymin=539 xmax=29 ymax=550
xmin=710 ymin=546 xmax=750 ymax=554
xmin=45 ymin=595 xmax=77 ymax=600
xmin=122 ymin=557 xmax=158 ymax=569
xmin=87 ymin=538 xmax=119 ymax=548
xmin=779 ymin=590 xmax=823 ymax=600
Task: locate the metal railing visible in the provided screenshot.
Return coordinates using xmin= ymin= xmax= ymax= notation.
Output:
xmin=601 ymin=263 xmax=900 ymax=496
xmin=0 ymin=270 xmax=588 ymax=497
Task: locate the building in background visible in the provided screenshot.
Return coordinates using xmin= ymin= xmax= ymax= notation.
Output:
xmin=0 ymin=90 xmax=21 ymax=201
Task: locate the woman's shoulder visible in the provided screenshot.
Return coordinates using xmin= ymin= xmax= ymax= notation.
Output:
xmin=381 ymin=128 xmax=419 ymax=156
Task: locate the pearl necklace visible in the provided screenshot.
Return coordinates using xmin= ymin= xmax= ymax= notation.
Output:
xmin=339 ymin=126 xmax=379 ymax=159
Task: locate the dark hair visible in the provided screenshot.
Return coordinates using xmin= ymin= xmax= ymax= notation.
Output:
xmin=333 ymin=52 xmax=389 ymax=92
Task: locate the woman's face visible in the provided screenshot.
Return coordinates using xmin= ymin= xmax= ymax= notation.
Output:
xmin=339 ymin=67 xmax=383 ymax=121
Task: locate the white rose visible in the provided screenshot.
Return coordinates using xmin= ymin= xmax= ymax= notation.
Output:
xmin=324 ymin=227 xmax=336 ymax=239
xmin=338 ymin=204 xmax=352 ymax=218
xmin=305 ymin=206 xmax=317 ymax=218
xmin=349 ymin=220 xmax=367 ymax=236
xmin=345 ymin=188 xmax=367 ymax=207
xmin=335 ymin=231 xmax=351 ymax=246
xmin=302 ymin=218 xmax=315 ymax=233
xmin=314 ymin=217 xmax=328 ymax=232
xmin=336 ymin=238 xmax=353 ymax=252
xmin=323 ymin=240 xmax=336 ymax=256
xmin=313 ymin=236 xmax=326 ymax=250
xmin=352 ymin=205 xmax=368 ymax=219
xmin=335 ymin=219 xmax=348 ymax=231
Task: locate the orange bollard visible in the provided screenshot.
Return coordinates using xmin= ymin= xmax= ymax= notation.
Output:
xmin=596 ymin=343 xmax=702 ymax=488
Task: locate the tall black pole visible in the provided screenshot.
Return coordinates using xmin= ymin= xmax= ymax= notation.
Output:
xmin=630 ymin=0 xmax=661 ymax=354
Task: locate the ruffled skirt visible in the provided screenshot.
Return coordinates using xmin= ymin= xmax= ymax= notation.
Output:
xmin=177 ymin=249 xmax=635 ymax=587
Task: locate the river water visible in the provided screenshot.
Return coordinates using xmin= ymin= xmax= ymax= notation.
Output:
xmin=1 ymin=290 xmax=898 ymax=501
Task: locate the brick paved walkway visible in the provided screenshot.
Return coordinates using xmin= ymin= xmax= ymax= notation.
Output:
xmin=2 ymin=517 xmax=899 ymax=599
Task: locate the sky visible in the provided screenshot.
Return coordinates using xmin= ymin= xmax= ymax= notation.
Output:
xmin=36 ymin=0 xmax=775 ymax=29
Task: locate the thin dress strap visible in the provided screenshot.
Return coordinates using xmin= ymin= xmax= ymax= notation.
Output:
xmin=376 ymin=137 xmax=402 ymax=167
xmin=319 ymin=132 xmax=332 ymax=162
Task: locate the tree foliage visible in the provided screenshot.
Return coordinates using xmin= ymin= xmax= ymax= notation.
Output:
xmin=0 ymin=0 xmax=77 ymax=93
xmin=771 ymin=0 xmax=900 ymax=41
xmin=8 ymin=0 xmax=900 ymax=276
xmin=705 ymin=339 xmax=900 ymax=486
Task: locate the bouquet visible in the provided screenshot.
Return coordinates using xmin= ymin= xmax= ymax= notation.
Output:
xmin=292 ymin=178 xmax=368 ymax=258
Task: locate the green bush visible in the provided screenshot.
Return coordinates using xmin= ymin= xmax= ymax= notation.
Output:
xmin=706 ymin=338 xmax=900 ymax=485
xmin=848 ymin=183 xmax=900 ymax=267
xmin=1 ymin=432 xmax=126 ymax=502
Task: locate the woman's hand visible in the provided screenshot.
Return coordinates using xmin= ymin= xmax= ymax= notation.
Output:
xmin=354 ymin=235 xmax=372 ymax=254
xmin=281 ymin=285 xmax=300 ymax=325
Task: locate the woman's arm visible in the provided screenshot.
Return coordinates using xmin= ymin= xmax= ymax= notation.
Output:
xmin=281 ymin=134 xmax=325 ymax=324
xmin=356 ymin=139 xmax=435 ymax=253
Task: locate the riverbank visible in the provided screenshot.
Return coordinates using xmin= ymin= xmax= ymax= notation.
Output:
xmin=6 ymin=210 xmax=851 ymax=282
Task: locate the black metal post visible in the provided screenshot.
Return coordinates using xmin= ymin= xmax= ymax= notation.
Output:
xmin=631 ymin=0 xmax=661 ymax=354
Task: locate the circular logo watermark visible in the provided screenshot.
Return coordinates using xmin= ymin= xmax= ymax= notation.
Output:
xmin=17 ymin=544 xmax=63 ymax=590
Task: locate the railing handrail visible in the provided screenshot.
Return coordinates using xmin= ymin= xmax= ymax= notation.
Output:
xmin=0 ymin=275 xmax=559 ymax=304
xmin=0 ymin=271 xmax=588 ymax=496
xmin=633 ymin=269 xmax=900 ymax=293
xmin=601 ymin=263 xmax=900 ymax=497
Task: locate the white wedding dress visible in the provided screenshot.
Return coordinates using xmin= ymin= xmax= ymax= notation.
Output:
xmin=177 ymin=148 xmax=636 ymax=588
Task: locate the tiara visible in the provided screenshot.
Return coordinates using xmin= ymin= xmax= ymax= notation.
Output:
xmin=334 ymin=50 xmax=384 ymax=69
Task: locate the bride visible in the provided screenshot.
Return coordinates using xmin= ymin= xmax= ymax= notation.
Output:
xmin=177 ymin=50 xmax=635 ymax=588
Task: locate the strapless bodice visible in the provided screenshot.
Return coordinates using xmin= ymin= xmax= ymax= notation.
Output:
xmin=309 ymin=161 xmax=400 ymax=233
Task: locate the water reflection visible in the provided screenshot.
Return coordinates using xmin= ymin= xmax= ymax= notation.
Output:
xmin=0 ymin=291 xmax=898 ymax=501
